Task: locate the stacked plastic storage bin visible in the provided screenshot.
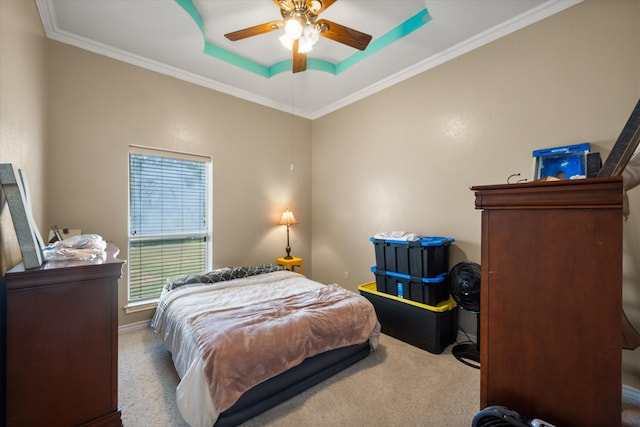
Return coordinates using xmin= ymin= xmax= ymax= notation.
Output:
xmin=370 ymin=236 xmax=454 ymax=305
xmin=358 ymin=236 xmax=458 ymax=354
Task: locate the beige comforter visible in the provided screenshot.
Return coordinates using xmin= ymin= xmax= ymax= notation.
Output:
xmin=191 ymin=283 xmax=378 ymax=413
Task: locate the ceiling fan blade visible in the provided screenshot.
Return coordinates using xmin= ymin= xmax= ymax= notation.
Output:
xmin=316 ymin=19 xmax=372 ymax=51
xmin=273 ymin=0 xmax=294 ymax=12
xmin=224 ymin=20 xmax=284 ymax=41
xmin=292 ymin=40 xmax=307 ymax=73
xmin=309 ymin=0 xmax=336 ymax=14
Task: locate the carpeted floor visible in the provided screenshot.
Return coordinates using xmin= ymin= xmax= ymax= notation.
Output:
xmin=119 ymin=326 xmax=640 ymax=426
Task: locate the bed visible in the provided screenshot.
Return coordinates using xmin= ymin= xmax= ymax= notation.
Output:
xmin=151 ymin=265 xmax=380 ymax=427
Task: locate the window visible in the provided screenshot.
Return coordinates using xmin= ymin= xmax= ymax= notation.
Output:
xmin=128 ymin=146 xmax=211 ymax=303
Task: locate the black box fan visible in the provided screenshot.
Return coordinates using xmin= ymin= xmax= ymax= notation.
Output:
xmin=472 ymin=406 xmax=557 ymax=427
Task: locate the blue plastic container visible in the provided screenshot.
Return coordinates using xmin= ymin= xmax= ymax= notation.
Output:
xmin=532 ymin=143 xmax=590 ymax=180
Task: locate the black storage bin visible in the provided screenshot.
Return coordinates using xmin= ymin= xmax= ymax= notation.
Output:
xmin=372 ymin=267 xmax=449 ymax=305
xmin=408 ymin=236 xmax=454 ymax=278
xmin=408 ymin=273 xmax=449 ymax=306
xmin=373 ymin=268 xmax=387 ymax=293
xmin=371 ymin=238 xmax=410 ymax=275
xmin=358 ymin=282 xmax=458 ymax=354
xmin=372 ymin=267 xmax=410 ymax=297
xmin=372 ymin=236 xmax=454 ymax=277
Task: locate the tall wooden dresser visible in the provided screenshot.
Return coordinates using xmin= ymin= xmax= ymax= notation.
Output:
xmin=4 ymin=243 xmax=124 ymax=427
xmin=471 ymin=177 xmax=623 ymax=427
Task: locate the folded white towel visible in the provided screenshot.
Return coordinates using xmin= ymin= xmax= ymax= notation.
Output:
xmin=374 ymin=231 xmax=420 ymax=241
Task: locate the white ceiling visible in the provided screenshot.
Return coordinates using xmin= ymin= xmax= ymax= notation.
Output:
xmin=35 ymin=0 xmax=581 ymax=119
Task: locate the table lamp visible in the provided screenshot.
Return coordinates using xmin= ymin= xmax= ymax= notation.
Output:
xmin=278 ymin=209 xmax=297 ymax=259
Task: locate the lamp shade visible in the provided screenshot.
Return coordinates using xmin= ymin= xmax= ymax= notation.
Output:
xmin=279 ymin=209 xmax=298 ymax=226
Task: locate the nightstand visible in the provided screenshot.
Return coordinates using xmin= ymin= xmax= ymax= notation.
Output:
xmin=276 ymin=256 xmax=304 ymax=275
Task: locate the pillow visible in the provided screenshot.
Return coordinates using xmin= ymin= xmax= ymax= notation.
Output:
xmin=165 ymin=264 xmax=289 ymax=291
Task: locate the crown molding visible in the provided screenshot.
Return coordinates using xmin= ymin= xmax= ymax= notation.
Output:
xmin=35 ymin=0 xmax=582 ymax=120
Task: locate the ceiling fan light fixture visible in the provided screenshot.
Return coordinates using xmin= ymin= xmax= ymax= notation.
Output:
xmin=224 ymin=0 xmax=371 ymax=72
xmin=303 ymin=24 xmax=319 ymax=43
xmin=298 ymin=24 xmax=319 ymax=52
xmin=279 ymin=33 xmax=294 ymax=50
xmin=297 ymin=38 xmax=313 ymax=53
xmin=282 ymin=19 xmax=319 ymax=53
xmin=309 ymin=0 xmax=323 ymax=13
xmin=284 ymin=16 xmax=303 ymax=39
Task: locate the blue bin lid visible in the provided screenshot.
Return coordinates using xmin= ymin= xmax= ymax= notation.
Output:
xmin=370 ymin=266 xmax=448 ymax=282
xmin=384 ymin=270 xmax=411 ymax=279
xmin=415 ymin=272 xmax=448 ymax=283
xmin=370 ymin=266 xmax=411 ymax=279
xmin=370 ymin=236 xmax=454 ymax=245
xmin=532 ymin=142 xmax=590 ymax=157
xmin=411 ymin=236 xmax=455 ymax=246
xmin=370 ymin=237 xmax=410 ymax=245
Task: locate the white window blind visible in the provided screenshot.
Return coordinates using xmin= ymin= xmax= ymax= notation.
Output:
xmin=128 ymin=147 xmax=211 ymax=302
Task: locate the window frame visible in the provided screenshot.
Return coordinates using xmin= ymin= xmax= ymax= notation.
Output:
xmin=126 ymin=145 xmax=212 ymax=308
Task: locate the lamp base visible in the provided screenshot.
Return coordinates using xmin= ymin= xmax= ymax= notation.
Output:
xmin=284 ymin=242 xmax=292 ymax=260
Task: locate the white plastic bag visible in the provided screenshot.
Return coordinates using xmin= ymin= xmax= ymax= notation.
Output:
xmin=42 ymin=234 xmax=107 ymax=261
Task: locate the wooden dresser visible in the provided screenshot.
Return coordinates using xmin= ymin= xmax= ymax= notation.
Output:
xmin=4 ymin=243 xmax=124 ymax=427
xmin=471 ymin=177 xmax=623 ymax=427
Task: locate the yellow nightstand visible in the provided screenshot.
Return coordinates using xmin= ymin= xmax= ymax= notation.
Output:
xmin=276 ymin=257 xmax=304 ymax=275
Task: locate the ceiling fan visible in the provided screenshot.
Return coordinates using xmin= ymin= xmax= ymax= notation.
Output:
xmin=224 ymin=0 xmax=372 ymax=73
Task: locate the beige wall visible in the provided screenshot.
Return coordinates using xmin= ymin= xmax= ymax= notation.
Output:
xmin=0 ymin=0 xmax=47 ymax=273
xmin=311 ymin=0 xmax=640 ymax=385
xmin=45 ymin=41 xmax=313 ymax=325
